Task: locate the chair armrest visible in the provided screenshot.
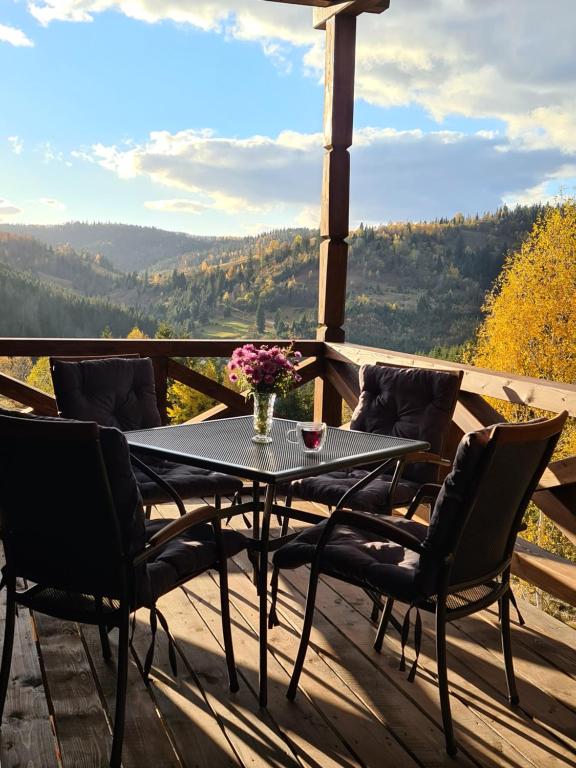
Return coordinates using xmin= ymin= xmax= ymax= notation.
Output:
xmin=130 ymin=454 xmax=187 ymax=517
xmin=403 ymin=451 xmax=451 ymax=468
xmin=133 ymin=505 xmax=232 ymax=565
xmin=331 ymin=509 xmax=425 ymax=554
xmin=404 ymin=483 xmax=442 ymax=519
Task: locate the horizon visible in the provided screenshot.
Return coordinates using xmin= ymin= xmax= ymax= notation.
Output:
xmin=0 ymin=201 xmax=541 ymax=242
xmin=1 ymin=1 xmax=575 ymax=236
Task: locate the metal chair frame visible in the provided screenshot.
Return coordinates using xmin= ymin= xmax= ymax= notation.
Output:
xmin=282 ymin=412 xmax=567 ymax=755
xmin=0 ymin=413 xmax=239 ymax=768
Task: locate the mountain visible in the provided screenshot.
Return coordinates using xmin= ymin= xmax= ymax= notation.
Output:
xmin=0 ymin=231 xmax=122 ymax=296
xmin=0 ymin=259 xmax=155 ymax=338
xmin=0 ymin=222 xmax=251 ymax=272
xmin=0 ymin=205 xmax=545 ymax=353
xmin=118 ymin=205 xmax=544 ymax=353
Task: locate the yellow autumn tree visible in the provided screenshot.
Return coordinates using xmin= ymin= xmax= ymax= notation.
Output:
xmin=167 ymin=359 xmax=220 ymax=423
xmin=474 ymin=201 xmax=576 ymax=395
xmin=472 ymin=201 xmax=576 ymax=564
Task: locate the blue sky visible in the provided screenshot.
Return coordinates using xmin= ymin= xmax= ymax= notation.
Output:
xmin=1 ymin=1 xmax=575 ymax=235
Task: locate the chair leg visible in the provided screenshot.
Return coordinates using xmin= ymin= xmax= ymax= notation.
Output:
xmin=218 ymin=555 xmax=240 ymax=693
xmin=269 ymin=513 xmax=291 ymax=629
xmin=109 ymin=606 xmax=130 ymax=768
xmin=500 ymin=591 xmax=519 ymax=705
xmin=374 ymin=597 xmax=394 ymax=652
xmin=144 ymin=504 xmax=152 ymax=520
xmin=370 ymin=597 xmax=382 ymax=623
xmin=96 ymin=596 xmax=112 ymax=661
xmin=286 ymin=566 xmax=320 ymax=701
xmin=99 ymin=623 xmax=112 ymax=661
xmin=436 ymin=603 xmax=457 ymax=756
xmin=0 ymin=577 xmax=16 ymax=721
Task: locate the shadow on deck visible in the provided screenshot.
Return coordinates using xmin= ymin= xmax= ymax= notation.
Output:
xmin=1 ymin=506 xmax=576 ymax=768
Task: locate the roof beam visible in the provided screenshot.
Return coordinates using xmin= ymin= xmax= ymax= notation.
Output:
xmin=313 ymin=1 xmax=389 ymax=29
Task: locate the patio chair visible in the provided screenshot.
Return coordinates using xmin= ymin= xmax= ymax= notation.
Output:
xmin=270 ymin=364 xmax=463 ymax=624
xmin=287 ymin=364 xmax=463 ymax=514
xmin=50 ymin=356 xmax=244 ymax=516
xmin=0 ymin=410 xmax=247 ymax=767
xmin=272 ymin=411 xmax=567 ymax=755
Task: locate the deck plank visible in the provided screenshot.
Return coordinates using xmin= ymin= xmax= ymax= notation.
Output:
xmin=190 ymin=562 xmax=365 ymax=768
xmin=0 ymin=599 xmax=58 ymax=768
xmin=314 ymin=570 xmax=576 ymax=768
xmin=2 ymin=503 xmax=576 ymax=768
xmin=129 ymin=606 xmax=241 ymax=768
xmin=262 ymin=562 xmax=482 ymax=768
xmin=33 ymin=613 xmax=111 ymax=767
xmin=224 ymin=525 xmax=455 ymax=768
xmin=81 ymin=623 xmax=181 ymax=768
xmin=150 ymin=576 xmax=302 ymax=768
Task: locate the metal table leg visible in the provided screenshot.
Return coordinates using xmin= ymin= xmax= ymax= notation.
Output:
xmin=258 ymin=483 xmax=275 ymax=707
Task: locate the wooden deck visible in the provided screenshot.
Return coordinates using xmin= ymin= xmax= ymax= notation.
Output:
xmin=2 ymin=504 xmax=576 ymax=768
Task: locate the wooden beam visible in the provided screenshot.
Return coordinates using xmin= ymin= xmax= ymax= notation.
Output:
xmin=325 ymin=341 xmax=576 ymax=416
xmin=0 ymin=372 xmax=57 ymax=416
xmin=167 ymin=358 xmax=247 ymax=413
xmin=314 ymin=13 xmax=357 ymax=426
xmin=183 ymin=359 xmax=322 ymax=424
xmin=513 ymin=537 xmax=576 ymax=607
xmin=313 ymin=1 xmax=388 ymax=29
xmin=151 ymin=356 xmax=169 ymax=424
xmin=537 ymin=456 xmax=576 ymax=490
xmin=532 ymin=489 xmax=576 ymax=548
xmin=453 ymin=391 xmax=504 ymax=433
xmin=0 ymin=338 xmax=323 ymax=359
xmin=293 ymin=356 xmax=324 ymax=386
xmin=184 ymin=403 xmax=242 ymax=424
xmin=323 ymin=360 xmax=360 ymax=408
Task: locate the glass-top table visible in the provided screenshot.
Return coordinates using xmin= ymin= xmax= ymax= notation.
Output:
xmin=126 ymin=416 xmax=430 ymax=706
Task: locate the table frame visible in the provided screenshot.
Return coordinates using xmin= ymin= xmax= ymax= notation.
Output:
xmin=126 ymin=416 xmax=430 ymax=706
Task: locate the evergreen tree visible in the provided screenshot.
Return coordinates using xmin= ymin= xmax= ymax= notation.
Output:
xmin=256 ymin=301 xmax=266 ymax=334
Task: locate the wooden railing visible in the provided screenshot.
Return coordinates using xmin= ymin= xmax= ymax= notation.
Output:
xmin=0 ymin=337 xmax=574 ymax=611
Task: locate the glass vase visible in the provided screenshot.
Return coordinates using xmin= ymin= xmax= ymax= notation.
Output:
xmin=252 ymin=392 xmax=276 ymax=444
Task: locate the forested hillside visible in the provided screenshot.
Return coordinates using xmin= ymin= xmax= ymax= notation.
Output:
xmin=0 ymin=222 xmax=253 ymax=272
xmin=0 ymin=261 xmax=155 ymax=338
xmin=0 ymin=205 xmax=544 ymax=352
xmin=119 ymin=205 xmax=543 ymax=353
xmin=0 ymin=232 xmax=123 ymax=296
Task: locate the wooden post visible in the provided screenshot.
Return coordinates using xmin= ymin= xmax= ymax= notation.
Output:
xmin=314 ymin=13 xmax=357 ymax=425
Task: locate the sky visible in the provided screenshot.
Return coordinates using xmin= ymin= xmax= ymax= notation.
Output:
xmin=1 ymin=0 xmax=576 ymax=236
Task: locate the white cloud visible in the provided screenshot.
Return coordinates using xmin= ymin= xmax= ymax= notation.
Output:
xmin=295 ymin=204 xmax=320 ymax=229
xmin=86 ymin=126 xmax=569 ymax=224
xmin=0 ymin=199 xmax=22 ymax=218
xmin=7 ymin=136 xmax=23 ymax=155
xmin=91 ymin=128 xmax=323 ymax=214
xmin=38 ymin=197 xmax=66 ymax=210
xmin=144 ymin=199 xmax=209 ymax=214
xmin=0 ymin=23 xmax=34 ymax=47
xmin=27 ymin=0 xmax=312 ymax=45
xmin=27 ymin=0 xmax=576 ymax=155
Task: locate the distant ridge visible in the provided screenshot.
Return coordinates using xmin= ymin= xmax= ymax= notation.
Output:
xmin=0 ymin=222 xmax=250 ymax=272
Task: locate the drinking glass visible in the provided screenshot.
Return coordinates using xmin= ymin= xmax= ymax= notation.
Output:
xmin=286 ymin=421 xmax=327 ymax=453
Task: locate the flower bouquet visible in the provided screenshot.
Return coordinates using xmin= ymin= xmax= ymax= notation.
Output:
xmin=227 ymin=343 xmax=302 ymax=443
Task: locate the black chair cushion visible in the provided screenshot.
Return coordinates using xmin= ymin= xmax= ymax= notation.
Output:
xmin=99 ymin=425 xmax=147 ymax=561
xmin=142 ymin=519 xmax=247 ymax=605
xmin=52 ymin=357 xmax=163 ymax=431
xmin=134 ymin=457 xmax=243 ymax=504
xmin=290 ymin=469 xmax=419 ymax=513
xmin=273 ymin=516 xmax=427 ymax=603
xmin=51 ymin=357 xmax=244 ymax=502
xmin=0 ymin=407 xmax=147 ymax=566
xmin=350 ymin=365 xmax=460 ymax=484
